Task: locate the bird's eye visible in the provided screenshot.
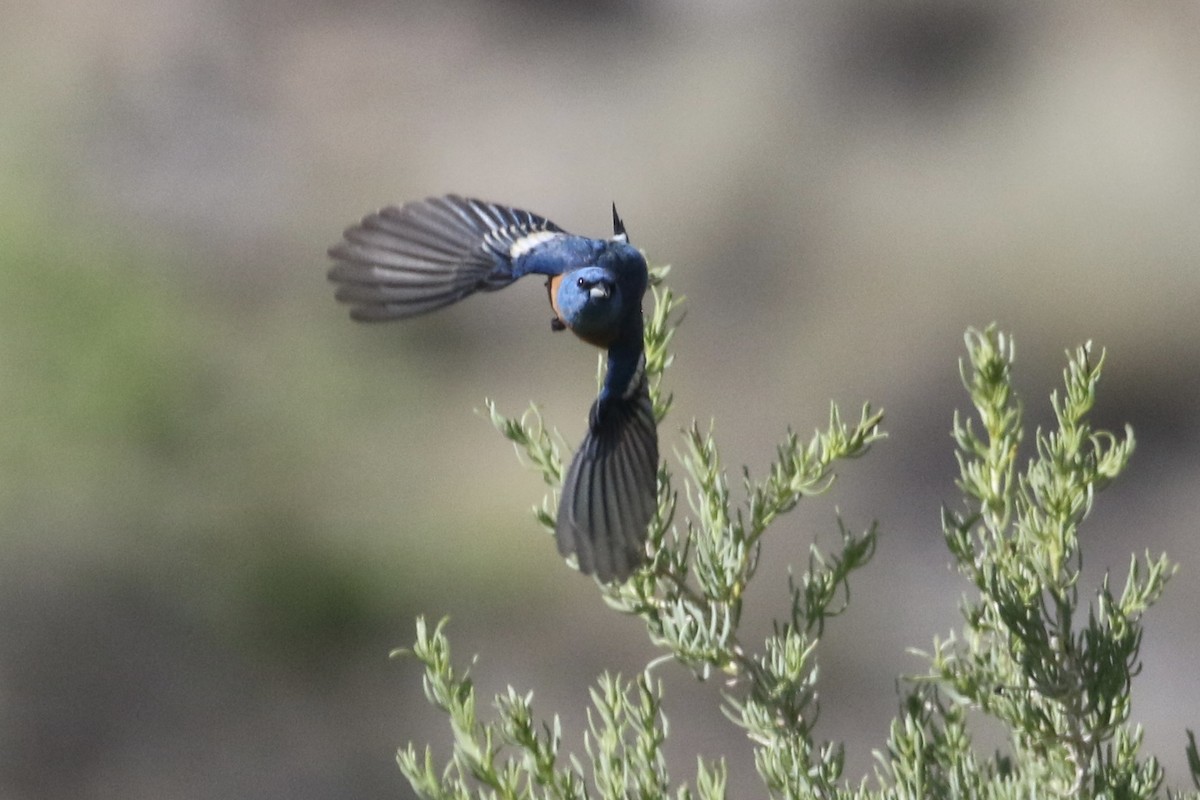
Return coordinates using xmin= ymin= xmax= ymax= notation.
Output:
xmin=576 ymin=276 xmax=586 ymax=288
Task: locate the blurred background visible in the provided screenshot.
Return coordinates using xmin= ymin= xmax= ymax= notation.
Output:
xmin=4 ymin=0 xmax=1200 ymax=797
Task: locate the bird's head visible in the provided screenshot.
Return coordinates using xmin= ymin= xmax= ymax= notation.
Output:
xmin=555 ymin=266 xmax=624 ymax=344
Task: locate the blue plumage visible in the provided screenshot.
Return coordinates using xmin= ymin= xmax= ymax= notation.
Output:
xmin=328 ymin=195 xmax=657 ymax=583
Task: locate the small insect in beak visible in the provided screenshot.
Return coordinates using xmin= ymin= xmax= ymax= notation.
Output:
xmin=589 ymin=283 xmax=611 ymax=300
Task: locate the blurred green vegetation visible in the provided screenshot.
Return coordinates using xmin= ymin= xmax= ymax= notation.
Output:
xmin=0 ymin=157 xmax=477 ymax=659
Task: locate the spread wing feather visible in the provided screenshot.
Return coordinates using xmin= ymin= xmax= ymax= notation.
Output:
xmin=328 ymin=194 xmax=565 ymax=322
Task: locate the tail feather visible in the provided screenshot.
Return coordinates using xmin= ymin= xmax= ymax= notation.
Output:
xmin=327 ymin=195 xmax=563 ymax=322
xmin=556 ymin=369 xmax=658 ymax=583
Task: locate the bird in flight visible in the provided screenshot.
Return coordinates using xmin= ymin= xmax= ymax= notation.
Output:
xmin=327 ymin=195 xmax=658 ymax=583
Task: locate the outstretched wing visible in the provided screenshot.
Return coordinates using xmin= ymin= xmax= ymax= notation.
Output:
xmin=328 ymin=195 xmax=566 ymax=322
xmin=556 ymin=361 xmax=659 ymax=583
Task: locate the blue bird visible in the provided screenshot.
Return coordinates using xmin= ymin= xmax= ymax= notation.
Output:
xmin=327 ymin=195 xmax=657 ymax=583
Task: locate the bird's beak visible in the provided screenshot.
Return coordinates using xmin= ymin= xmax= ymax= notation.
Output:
xmin=589 ymin=283 xmax=611 ymax=300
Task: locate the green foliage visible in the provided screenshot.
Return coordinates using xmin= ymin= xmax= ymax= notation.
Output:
xmin=397 ymin=283 xmax=1198 ymax=799
xmin=899 ymin=328 xmax=1178 ymax=800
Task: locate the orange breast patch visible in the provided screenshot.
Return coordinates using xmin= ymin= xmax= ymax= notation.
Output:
xmin=548 ymin=274 xmax=566 ymax=323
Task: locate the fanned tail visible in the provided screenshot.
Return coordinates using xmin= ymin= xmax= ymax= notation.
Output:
xmin=327 ymin=195 xmax=563 ymax=321
xmin=556 ymin=366 xmax=658 ymax=583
